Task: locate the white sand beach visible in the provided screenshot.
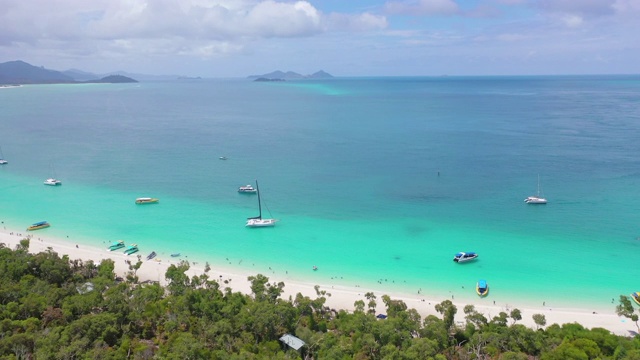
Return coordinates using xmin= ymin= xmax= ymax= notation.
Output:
xmin=0 ymin=226 xmax=634 ymax=336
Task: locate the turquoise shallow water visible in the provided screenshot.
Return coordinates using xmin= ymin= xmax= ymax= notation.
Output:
xmin=1 ymin=76 xmax=640 ymax=311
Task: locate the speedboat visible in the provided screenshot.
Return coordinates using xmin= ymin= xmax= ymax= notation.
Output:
xmin=146 ymin=251 xmax=157 ymax=260
xmin=219 ymin=156 xmax=228 ymax=160
xmin=238 ymin=185 xmax=257 ymax=193
xmin=135 ymin=197 xmax=159 ymax=204
xmin=524 ymin=196 xmax=547 ymax=204
xmin=476 ymin=280 xmax=489 ymax=297
xmin=631 ymin=292 xmax=640 ymax=306
xmin=453 ymin=252 xmax=478 ymax=263
xmin=108 ymin=240 xmax=125 ymax=251
xmin=44 ymin=178 xmax=62 ymax=186
xmin=27 ymin=221 xmax=50 ymax=231
xmin=124 ymin=244 xmax=139 ymax=255
xmin=0 ymin=159 xmax=7 ymax=165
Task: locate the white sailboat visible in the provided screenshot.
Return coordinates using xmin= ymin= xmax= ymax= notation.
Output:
xmin=524 ymin=174 xmax=547 ymax=204
xmin=246 ymin=180 xmax=277 ymax=227
xmin=0 ymin=146 xmax=7 ymax=164
xmin=44 ymin=164 xmax=62 ymax=186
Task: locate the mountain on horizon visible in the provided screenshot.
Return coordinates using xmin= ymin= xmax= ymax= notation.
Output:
xmin=0 ymin=60 xmax=138 ymax=84
xmin=247 ymin=70 xmax=333 ymax=80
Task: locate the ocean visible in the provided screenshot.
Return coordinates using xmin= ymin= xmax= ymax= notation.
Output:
xmin=1 ymin=75 xmax=640 ymax=311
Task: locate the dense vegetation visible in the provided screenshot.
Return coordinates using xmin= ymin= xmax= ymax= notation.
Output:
xmin=1 ymin=239 xmax=639 ymax=359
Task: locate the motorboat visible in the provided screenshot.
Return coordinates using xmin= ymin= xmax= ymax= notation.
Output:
xmin=238 ymin=185 xmax=257 ymax=193
xmin=219 ymin=156 xmax=228 ymax=160
xmin=632 ymin=292 xmax=640 ymax=306
xmin=135 ymin=197 xmax=159 ymax=204
xmin=171 ymin=253 xmax=181 ymax=257
xmin=476 ymin=280 xmax=489 ymax=297
xmin=453 ymin=252 xmax=478 ymax=263
xmin=146 ymin=251 xmax=157 ymax=260
xmin=124 ymin=244 xmax=139 ymax=256
xmin=44 ymin=178 xmax=62 ymax=186
xmin=108 ymin=240 xmax=125 ymax=251
xmin=27 ymin=221 xmax=50 ymax=231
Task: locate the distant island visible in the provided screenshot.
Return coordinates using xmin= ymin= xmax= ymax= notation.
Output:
xmin=253 ymin=77 xmax=285 ymax=82
xmin=0 ymin=60 xmax=138 ymax=85
xmin=247 ymin=70 xmax=333 ymax=81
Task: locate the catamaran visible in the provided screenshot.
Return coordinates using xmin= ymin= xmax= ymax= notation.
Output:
xmin=246 ymin=180 xmax=277 ymax=227
xmin=524 ymin=174 xmax=547 ymax=204
xmin=0 ymin=146 xmax=7 ymax=164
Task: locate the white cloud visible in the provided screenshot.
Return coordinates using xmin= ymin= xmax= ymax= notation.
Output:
xmin=384 ymin=0 xmax=460 ymax=16
xmin=561 ymin=15 xmax=584 ymax=28
xmin=0 ymin=0 xmax=386 ymax=56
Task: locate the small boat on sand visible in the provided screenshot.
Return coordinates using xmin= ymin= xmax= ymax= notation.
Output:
xmin=108 ymin=240 xmax=125 ymax=251
xmin=146 ymin=251 xmax=157 ymax=260
xmin=476 ymin=279 xmax=489 ymax=297
xmin=136 ymin=197 xmax=159 ymax=204
xmin=124 ymin=244 xmax=139 ymax=256
xmin=631 ymin=292 xmax=640 ymax=306
xmin=27 ymin=221 xmax=50 ymax=231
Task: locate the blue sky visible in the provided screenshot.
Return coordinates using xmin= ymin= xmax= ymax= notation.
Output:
xmin=1 ymin=0 xmax=638 ymax=77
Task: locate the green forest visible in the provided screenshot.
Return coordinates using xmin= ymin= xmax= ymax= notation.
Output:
xmin=1 ymin=239 xmax=640 ymax=359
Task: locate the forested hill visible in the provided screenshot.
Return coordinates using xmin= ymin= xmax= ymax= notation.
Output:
xmin=0 ymin=240 xmax=638 ymax=359
xmin=0 ymin=60 xmax=137 ymax=84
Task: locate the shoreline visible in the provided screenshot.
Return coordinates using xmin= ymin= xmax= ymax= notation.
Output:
xmin=0 ymin=225 xmax=634 ymax=336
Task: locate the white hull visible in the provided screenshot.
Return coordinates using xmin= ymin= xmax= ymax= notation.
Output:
xmin=44 ymin=178 xmax=61 ymax=186
xmin=246 ymin=218 xmax=277 ymax=227
xmin=524 ymin=196 xmax=547 ymax=204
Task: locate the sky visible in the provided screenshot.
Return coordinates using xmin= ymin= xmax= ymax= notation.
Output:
xmin=1 ymin=0 xmax=639 ymax=77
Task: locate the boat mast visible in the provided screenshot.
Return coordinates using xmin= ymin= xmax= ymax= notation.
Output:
xmin=256 ymin=180 xmax=262 ymax=220
xmin=537 ymin=174 xmax=541 ymax=196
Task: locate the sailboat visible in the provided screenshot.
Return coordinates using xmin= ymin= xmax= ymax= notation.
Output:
xmin=44 ymin=163 xmax=62 ymax=186
xmin=246 ymin=180 xmax=277 ymax=227
xmin=524 ymin=174 xmax=547 ymax=204
xmin=0 ymin=146 xmax=7 ymax=165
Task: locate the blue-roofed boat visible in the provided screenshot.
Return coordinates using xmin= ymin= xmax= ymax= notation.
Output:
xmin=124 ymin=244 xmax=139 ymax=256
xmin=27 ymin=221 xmax=50 ymax=231
xmin=476 ymin=280 xmax=489 ymax=297
xmin=453 ymin=252 xmax=478 ymax=263
xmin=631 ymin=292 xmax=640 ymax=306
xmin=108 ymin=240 xmax=125 ymax=251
